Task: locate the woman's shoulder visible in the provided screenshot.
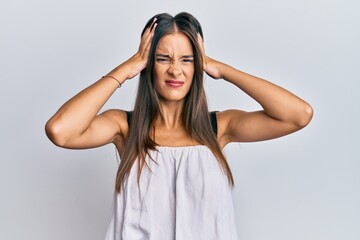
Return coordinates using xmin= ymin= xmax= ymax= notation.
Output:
xmin=101 ymin=108 xmax=128 ymax=120
xmin=100 ymin=109 xmax=131 ymax=134
xmin=213 ymin=109 xmax=247 ymax=147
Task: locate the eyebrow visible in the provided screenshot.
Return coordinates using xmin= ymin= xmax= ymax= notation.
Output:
xmin=155 ymin=53 xmax=194 ymax=58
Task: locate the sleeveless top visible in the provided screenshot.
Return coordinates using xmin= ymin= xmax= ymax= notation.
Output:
xmin=105 ymin=112 xmax=238 ymax=240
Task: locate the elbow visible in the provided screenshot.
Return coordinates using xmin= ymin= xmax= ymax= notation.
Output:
xmin=295 ymin=103 xmax=314 ymax=129
xmin=45 ymin=120 xmax=69 ymax=147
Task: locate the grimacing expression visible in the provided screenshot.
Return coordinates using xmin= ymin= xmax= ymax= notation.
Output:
xmin=153 ymin=32 xmax=195 ymax=103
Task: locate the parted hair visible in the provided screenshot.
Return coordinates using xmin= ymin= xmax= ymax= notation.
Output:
xmin=115 ymin=12 xmax=234 ymax=193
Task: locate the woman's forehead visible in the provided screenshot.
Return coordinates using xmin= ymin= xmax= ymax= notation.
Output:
xmin=156 ymin=32 xmax=193 ymax=56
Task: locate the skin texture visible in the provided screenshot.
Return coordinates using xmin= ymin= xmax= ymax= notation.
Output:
xmin=151 ymin=32 xmax=199 ymax=146
xmin=45 ymin=19 xmax=313 ymax=154
xmin=153 ymin=33 xmax=195 ymax=104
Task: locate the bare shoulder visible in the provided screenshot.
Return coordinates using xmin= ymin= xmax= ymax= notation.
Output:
xmin=100 ymin=109 xmax=130 ymax=138
xmin=216 ymin=109 xmax=247 ymax=120
xmin=215 ymin=109 xmax=248 ymax=147
xmin=98 ymin=109 xmax=131 ymax=154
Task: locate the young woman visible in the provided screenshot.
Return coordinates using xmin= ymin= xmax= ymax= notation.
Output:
xmin=45 ymin=12 xmax=313 ymax=239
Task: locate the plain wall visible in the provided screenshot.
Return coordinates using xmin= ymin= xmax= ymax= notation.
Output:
xmin=1 ymin=0 xmax=359 ymax=239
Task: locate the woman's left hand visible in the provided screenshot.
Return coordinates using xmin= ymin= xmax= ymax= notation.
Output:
xmin=197 ymin=34 xmax=225 ymax=79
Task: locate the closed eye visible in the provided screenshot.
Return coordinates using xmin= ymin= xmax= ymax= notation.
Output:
xmin=156 ymin=58 xmax=170 ymax=62
xmin=182 ymin=59 xmax=194 ymax=63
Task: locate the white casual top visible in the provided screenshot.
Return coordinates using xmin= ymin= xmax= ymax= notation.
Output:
xmin=105 ymin=145 xmax=238 ymax=240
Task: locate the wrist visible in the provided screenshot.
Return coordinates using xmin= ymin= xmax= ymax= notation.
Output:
xmin=102 ymin=75 xmax=122 ymax=88
xmin=220 ymin=63 xmax=234 ymax=81
xmin=120 ymin=55 xmax=147 ymax=80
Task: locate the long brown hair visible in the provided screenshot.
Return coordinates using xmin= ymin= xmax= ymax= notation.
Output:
xmin=115 ymin=12 xmax=234 ymax=193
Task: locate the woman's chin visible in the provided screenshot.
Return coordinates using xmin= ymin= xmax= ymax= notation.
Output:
xmin=158 ymin=94 xmax=187 ymax=104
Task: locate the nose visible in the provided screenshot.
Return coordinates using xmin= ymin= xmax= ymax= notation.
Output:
xmin=167 ymin=61 xmax=182 ymax=77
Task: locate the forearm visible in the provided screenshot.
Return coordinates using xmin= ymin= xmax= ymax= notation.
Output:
xmin=45 ymin=21 xmax=156 ymax=148
xmin=221 ymin=64 xmax=313 ymax=126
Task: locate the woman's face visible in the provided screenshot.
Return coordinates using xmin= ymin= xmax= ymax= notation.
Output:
xmin=153 ymin=32 xmax=195 ymax=103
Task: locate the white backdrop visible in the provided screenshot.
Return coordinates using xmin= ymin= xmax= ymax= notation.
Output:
xmin=1 ymin=0 xmax=359 ymax=239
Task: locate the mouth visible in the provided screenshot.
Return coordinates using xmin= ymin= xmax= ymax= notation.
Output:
xmin=165 ymin=80 xmax=184 ymax=88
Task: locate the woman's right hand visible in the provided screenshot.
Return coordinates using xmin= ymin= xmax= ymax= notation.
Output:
xmin=122 ymin=18 xmax=157 ymax=80
xmin=45 ymin=19 xmax=157 ymax=150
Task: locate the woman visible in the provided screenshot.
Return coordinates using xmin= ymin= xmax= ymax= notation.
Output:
xmin=45 ymin=12 xmax=313 ymax=239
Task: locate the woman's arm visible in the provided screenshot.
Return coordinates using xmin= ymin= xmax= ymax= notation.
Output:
xmin=198 ymin=35 xmax=313 ymax=146
xmin=45 ymin=75 xmax=125 ymax=149
xmin=45 ymin=20 xmax=157 ymax=149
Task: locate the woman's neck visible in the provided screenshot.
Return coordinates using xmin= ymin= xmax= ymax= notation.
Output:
xmin=155 ymin=101 xmax=185 ymax=129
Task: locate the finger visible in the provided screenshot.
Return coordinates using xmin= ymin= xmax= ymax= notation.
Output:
xmin=197 ymin=33 xmax=207 ymax=68
xmin=149 ymin=18 xmax=157 ymax=32
xmin=197 ymin=33 xmax=205 ymax=55
xmin=143 ymin=18 xmax=157 ymax=38
xmin=139 ymin=20 xmax=157 ymax=51
xmin=139 ymin=22 xmax=157 ymax=59
xmin=145 ymin=21 xmax=157 ymax=41
xmin=140 ymin=22 xmax=157 ymax=53
xmin=197 ymin=32 xmax=203 ymax=42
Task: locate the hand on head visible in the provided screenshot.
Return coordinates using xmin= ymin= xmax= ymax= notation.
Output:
xmin=122 ymin=18 xmax=158 ymax=80
xmin=197 ymin=33 xmax=224 ymax=80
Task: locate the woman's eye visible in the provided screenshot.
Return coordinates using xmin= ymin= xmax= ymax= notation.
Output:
xmin=183 ymin=59 xmax=194 ymax=63
xmin=156 ymin=58 xmax=169 ymax=62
